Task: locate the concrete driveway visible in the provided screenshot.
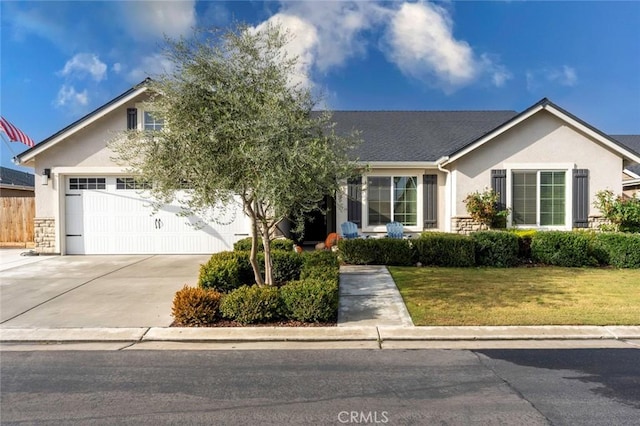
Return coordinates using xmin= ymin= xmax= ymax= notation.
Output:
xmin=0 ymin=250 xmax=210 ymax=328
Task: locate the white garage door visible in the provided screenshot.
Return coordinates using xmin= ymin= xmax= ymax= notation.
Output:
xmin=65 ymin=176 xmax=250 ymax=254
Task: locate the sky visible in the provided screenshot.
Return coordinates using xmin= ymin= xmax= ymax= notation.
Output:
xmin=1 ymin=1 xmax=639 ymax=173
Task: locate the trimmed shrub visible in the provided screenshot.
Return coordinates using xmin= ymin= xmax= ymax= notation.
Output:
xmin=171 ymin=285 xmax=222 ymax=326
xmin=280 ymin=279 xmax=339 ymax=322
xmin=530 ymin=231 xmax=598 ymax=267
xmin=413 ymin=232 xmax=475 ymax=267
xmin=471 ymin=231 xmax=519 ymax=267
xmin=261 ymin=250 xmax=304 ymax=286
xmin=300 ymin=251 xmax=340 ymax=282
xmin=510 ymin=229 xmax=538 ymax=260
xmin=337 ymin=238 xmax=415 ymax=266
xmin=219 ymin=285 xmax=281 ymax=324
xmin=198 ymin=251 xmax=253 ymax=292
xmin=233 ymin=237 xmax=295 ymax=252
xmin=594 ymin=233 xmax=640 ymax=268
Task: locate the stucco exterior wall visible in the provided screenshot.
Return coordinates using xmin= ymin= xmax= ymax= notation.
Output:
xmin=450 ymin=111 xmax=622 ymax=222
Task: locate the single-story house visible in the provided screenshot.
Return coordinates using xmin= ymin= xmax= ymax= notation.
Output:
xmin=616 ymin=135 xmax=640 ymax=198
xmin=16 ymin=81 xmax=640 ymax=254
xmin=0 ymin=166 xmax=35 ymax=198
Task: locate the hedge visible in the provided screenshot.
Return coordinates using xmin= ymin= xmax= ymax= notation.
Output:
xmin=471 ymin=231 xmax=519 ymax=267
xmin=233 ymin=237 xmax=295 ymax=252
xmin=413 ymin=232 xmax=475 ymax=267
xmin=337 ymin=238 xmax=415 ymax=266
xmin=594 ymin=232 xmax=640 ymax=268
xmin=530 ymin=231 xmax=598 ymax=267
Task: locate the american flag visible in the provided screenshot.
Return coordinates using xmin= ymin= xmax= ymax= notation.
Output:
xmin=0 ymin=116 xmax=35 ymax=147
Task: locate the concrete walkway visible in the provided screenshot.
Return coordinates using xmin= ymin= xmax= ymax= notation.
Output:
xmin=338 ymin=265 xmax=413 ymax=327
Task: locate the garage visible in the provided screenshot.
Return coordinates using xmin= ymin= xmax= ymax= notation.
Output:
xmin=64 ymin=176 xmax=250 ymax=254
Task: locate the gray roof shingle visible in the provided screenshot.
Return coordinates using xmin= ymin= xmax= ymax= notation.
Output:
xmin=327 ymin=110 xmax=518 ymax=162
xmin=0 ymin=166 xmax=34 ymax=187
xmin=612 ymin=135 xmax=640 ymax=176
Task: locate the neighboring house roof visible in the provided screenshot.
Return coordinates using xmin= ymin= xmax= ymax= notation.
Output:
xmin=17 ymin=79 xmax=150 ymax=166
xmin=329 ymin=110 xmax=517 ymax=162
xmin=613 ymin=135 xmax=640 ymax=177
xmin=0 ymin=166 xmax=34 ymax=190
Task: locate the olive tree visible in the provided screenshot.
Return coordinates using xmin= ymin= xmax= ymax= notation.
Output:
xmin=110 ymin=23 xmax=359 ymax=286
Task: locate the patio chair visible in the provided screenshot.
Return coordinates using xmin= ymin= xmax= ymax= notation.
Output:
xmin=386 ymin=221 xmax=404 ymax=239
xmin=340 ymin=221 xmax=361 ymax=239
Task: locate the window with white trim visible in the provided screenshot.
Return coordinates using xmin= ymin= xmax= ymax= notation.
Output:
xmin=367 ymin=176 xmax=417 ymax=226
xmin=512 ymin=170 xmax=565 ymax=226
xmin=143 ymin=110 xmax=164 ymax=131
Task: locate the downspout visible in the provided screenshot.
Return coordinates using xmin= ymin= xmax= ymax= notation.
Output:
xmin=436 ymin=157 xmax=452 ymax=232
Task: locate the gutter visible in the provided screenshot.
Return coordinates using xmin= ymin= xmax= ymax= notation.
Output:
xmin=436 ymin=157 xmax=452 ymax=232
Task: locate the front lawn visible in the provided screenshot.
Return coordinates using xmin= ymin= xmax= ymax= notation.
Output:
xmin=389 ymin=266 xmax=640 ymax=326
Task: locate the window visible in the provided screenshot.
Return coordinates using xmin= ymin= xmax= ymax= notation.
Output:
xmin=143 ymin=111 xmax=164 ymax=131
xmin=69 ymin=177 xmax=106 ymax=190
xmin=116 ymin=177 xmax=152 ymax=190
xmin=512 ymin=171 xmax=565 ymax=226
xmin=367 ymin=176 xmax=417 ymax=226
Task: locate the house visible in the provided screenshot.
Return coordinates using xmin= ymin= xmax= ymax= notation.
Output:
xmin=16 ymin=81 xmax=640 ymax=254
xmin=615 ymin=135 xmax=640 ymax=198
xmin=0 ymin=166 xmax=34 ymax=197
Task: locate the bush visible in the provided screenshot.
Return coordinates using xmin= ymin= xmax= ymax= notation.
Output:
xmin=509 ymin=229 xmax=538 ymax=260
xmin=337 ymin=238 xmax=415 ymax=266
xmin=261 ymin=250 xmax=304 ymax=286
xmin=531 ymin=231 xmax=598 ymax=267
xmin=198 ymin=251 xmax=253 ymax=292
xmin=280 ymin=279 xmax=339 ymax=322
xmin=219 ymin=285 xmax=281 ymax=324
xmin=463 ymin=188 xmax=509 ymax=229
xmin=300 ymin=251 xmax=340 ymax=282
xmin=471 ymin=231 xmax=519 ymax=267
xmin=593 ymin=190 xmax=640 ymax=233
xmin=413 ymin=232 xmax=475 ymax=267
xmin=594 ymin=233 xmax=640 ymax=268
xmin=171 ymin=285 xmax=222 ymax=326
xmin=233 ymin=237 xmax=295 ymax=252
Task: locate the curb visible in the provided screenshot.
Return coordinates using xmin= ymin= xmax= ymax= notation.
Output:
xmin=2 ymin=326 xmax=639 ymax=344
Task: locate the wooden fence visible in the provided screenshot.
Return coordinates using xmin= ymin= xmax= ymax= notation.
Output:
xmin=0 ymin=197 xmax=35 ymax=246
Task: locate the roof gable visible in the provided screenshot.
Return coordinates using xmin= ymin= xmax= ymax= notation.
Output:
xmin=444 ymin=98 xmax=640 ymax=166
xmin=17 ymin=80 xmax=149 ymax=166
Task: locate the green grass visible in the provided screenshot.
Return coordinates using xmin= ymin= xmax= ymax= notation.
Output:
xmin=389 ymin=266 xmax=640 ymax=326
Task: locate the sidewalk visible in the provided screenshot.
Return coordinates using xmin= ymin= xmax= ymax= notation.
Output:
xmin=1 ymin=264 xmax=639 ymax=350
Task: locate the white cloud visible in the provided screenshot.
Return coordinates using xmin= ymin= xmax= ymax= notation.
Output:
xmin=55 ymin=84 xmax=88 ymax=108
xmin=121 ymin=0 xmax=196 ymax=40
xmin=58 ymin=53 xmax=107 ymax=82
xmin=252 ymin=14 xmax=319 ymax=89
xmin=112 ymin=63 xmax=122 ymax=74
xmin=527 ymin=65 xmax=578 ymax=92
xmin=127 ymin=53 xmax=175 ymax=83
xmin=384 ymin=2 xmax=479 ymax=91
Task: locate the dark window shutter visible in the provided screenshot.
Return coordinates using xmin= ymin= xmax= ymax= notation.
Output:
xmin=347 ymin=177 xmax=362 ymax=227
xmin=573 ymin=169 xmax=589 ymax=228
xmin=423 ymin=174 xmax=437 ymax=229
xmin=491 ymin=169 xmax=507 ymax=211
xmin=127 ymin=108 xmax=137 ymax=130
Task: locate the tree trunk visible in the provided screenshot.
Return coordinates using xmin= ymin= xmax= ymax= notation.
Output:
xmin=247 ymin=200 xmax=264 ymax=287
xmin=261 ymin=222 xmax=274 ymax=286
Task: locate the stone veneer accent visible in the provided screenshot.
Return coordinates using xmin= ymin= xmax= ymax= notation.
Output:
xmin=34 ymin=217 xmax=56 ymax=253
xmin=454 ymin=215 xmax=610 ymax=233
xmin=452 ymin=216 xmax=487 ymax=234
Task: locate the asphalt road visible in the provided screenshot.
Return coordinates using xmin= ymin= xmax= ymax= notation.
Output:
xmin=1 ymin=349 xmax=638 ymax=425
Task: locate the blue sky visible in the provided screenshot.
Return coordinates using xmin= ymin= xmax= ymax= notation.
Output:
xmin=2 ymin=1 xmax=639 ymax=172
